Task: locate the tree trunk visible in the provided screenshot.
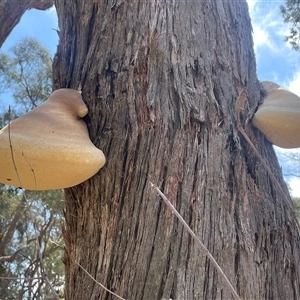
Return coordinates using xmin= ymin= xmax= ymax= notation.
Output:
xmin=0 ymin=0 xmax=53 ymax=48
xmin=53 ymin=1 xmax=300 ymax=299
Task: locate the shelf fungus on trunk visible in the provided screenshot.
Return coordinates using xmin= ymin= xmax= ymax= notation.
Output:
xmin=0 ymin=89 xmax=106 ymax=190
xmin=252 ymin=81 xmax=300 ymax=149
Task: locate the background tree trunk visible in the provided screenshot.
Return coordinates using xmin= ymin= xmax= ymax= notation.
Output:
xmin=0 ymin=0 xmax=53 ymax=48
xmin=53 ymin=1 xmax=300 ymax=299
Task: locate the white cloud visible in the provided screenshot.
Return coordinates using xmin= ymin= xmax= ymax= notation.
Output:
xmin=247 ymin=0 xmax=300 ymax=198
xmin=275 ymin=22 xmax=290 ymax=39
xmin=247 ymin=0 xmax=290 ymax=55
xmin=275 ymin=147 xmax=300 ymax=197
xmin=287 ymin=72 xmax=300 ymax=96
xmin=246 ymin=0 xmax=256 ymax=12
xmin=252 ymin=25 xmax=271 ymax=52
xmin=289 ymin=177 xmax=300 ymax=198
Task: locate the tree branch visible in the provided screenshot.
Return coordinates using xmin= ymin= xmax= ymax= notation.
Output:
xmin=284 ymin=173 xmax=300 ymax=178
xmin=0 ymin=194 xmax=27 ymax=255
xmin=0 ymin=246 xmax=26 ymax=262
xmin=0 ymin=0 xmax=54 ymax=47
xmin=28 ymin=0 xmax=53 ymax=10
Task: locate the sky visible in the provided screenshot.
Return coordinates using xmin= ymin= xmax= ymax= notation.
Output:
xmin=247 ymin=0 xmax=300 ymax=197
xmin=1 ymin=2 xmax=300 ymax=197
xmin=1 ymin=7 xmax=58 ymax=55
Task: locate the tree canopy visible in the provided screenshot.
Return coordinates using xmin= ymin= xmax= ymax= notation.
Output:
xmin=0 ymin=37 xmax=64 ymax=300
xmin=0 ymin=37 xmax=52 ymax=113
xmin=281 ymin=0 xmax=300 ymax=51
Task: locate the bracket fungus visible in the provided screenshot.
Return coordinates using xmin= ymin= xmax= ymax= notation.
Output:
xmin=252 ymin=81 xmax=300 ymax=149
xmin=0 ymin=89 xmax=106 ymax=190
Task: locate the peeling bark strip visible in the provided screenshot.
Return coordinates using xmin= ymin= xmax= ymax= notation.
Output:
xmin=0 ymin=0 xmax=54 ymax=47
xmin=53 ymin=1 xmax=300 ymax=299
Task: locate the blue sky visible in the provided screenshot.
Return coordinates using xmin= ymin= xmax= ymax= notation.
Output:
xmin=1 ymin=7 xmax=58 ymax=55
xmin=1 ymin=2 xmax=300 ymax=196
xmin=247 ymin=0 xmax=300 ymax=197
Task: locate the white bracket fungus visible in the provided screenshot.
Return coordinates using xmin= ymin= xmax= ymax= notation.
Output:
xmin=0 ymin=89 xmax=106 ymax=190
xmin=252 ymin=81 xmax=300 ymax=149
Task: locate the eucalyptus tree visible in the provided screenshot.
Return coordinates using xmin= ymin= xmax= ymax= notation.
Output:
xmin=53 ymin=1 xmax=300 ymax=299
xmin=1 ymin=1 xmax=300 ymax=299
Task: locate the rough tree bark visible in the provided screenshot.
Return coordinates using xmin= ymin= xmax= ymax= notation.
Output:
xmin=53 ymin=1 xmax=300 ymax=299
xmin=0 ymin=0 xmax=53 ymax=48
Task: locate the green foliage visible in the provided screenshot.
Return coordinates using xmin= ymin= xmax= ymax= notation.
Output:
xmin=0 ymin=107 xmax=19 ymax=128
xmin=0 ymin=188 xmax=65 ymax=300
xmin=0 ymin=52 xmax=12 ymax=95
xmin=0 ymin=37 xmax=52 ymax=111
xmin=0 ymin=38 xmax=65 ymax=299
xmin=280 ymin=0 xmax=300 ymax=51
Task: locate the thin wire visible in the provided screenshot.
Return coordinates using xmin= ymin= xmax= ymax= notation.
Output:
xmin=150 ymin=182 xmax=241 ymax=300
xmin=75 ymin=261 xmax=126 ymax=300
